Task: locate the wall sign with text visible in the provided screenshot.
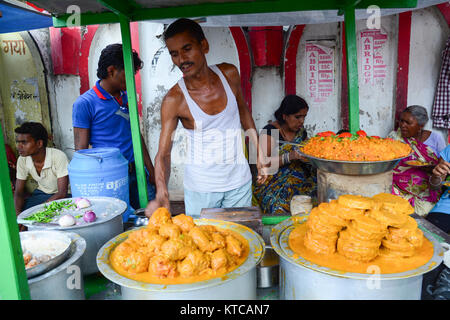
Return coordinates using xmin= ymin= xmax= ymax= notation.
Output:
xmin=359 ymin=29 xmax=388 ymax=85
xmin=305 ymin=42 xmax=335 ymax=104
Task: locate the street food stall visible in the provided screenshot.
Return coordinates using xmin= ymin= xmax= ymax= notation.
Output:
xmin=1 ymin=0 xmax=449 ymax=301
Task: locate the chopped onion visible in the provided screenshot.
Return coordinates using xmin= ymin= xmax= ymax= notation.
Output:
xmin=83 ymin=211 xmax=96 ymax=223
xmin=59 ymin=214 xmax=76 ymax=227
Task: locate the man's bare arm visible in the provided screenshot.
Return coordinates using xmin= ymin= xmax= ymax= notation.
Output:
xmin=140 ymin=134 xmax=156 ymax=185
xmin=74 ymin=127 xmax=90 ymax=151
xmin=46 ymin=176 xmax=69 ymax=202
xmin=14 ymin=179 xmax=27 ymax=215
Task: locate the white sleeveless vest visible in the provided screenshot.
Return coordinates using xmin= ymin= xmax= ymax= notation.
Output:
xmin=178 ymin=65 xmax=252 ymax=192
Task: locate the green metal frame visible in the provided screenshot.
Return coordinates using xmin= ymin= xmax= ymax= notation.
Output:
xmin=0 ymin=123 xmax=30 ymax=300
xmin=1 ymin=0 xmax=418 ymax=300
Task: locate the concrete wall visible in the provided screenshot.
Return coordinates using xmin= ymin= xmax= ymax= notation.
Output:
xmin=408 ymin=6 xmax=449 ymax=140
xmin=16 ymin=5 xmax=449 ymax=198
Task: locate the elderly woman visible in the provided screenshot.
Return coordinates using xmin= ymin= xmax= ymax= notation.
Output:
xmin=428 ymin=145 xmax=450 ymax=233
xmin=254 ymin=95 xmax=317 ymax=215
xmin=388 ymin=105 xmax=446 ymax=216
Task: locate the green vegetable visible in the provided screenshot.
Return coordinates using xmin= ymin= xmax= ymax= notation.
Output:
xmin=24 ymin=200 xmax=76 ymax=223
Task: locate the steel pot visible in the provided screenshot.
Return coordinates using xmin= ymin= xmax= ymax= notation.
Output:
xmin=97 ymin=219 xmax=265 ymax=300
xmin=18 ymin=196 xmax=127 ymax=275
xmin=257 ymin=246 xmax=279 ymax=288
xmin=28 ymin=231 xmax=86 ymax=300
xmin=271 ymin=215 xmax=444 ymax=300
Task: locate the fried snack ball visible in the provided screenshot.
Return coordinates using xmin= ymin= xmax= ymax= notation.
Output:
xmin=23 ymin=252 xmax=32 ymax=265
xmin=161 ymin=238 xmax=194 ymax=261
xmin=225 ymin=234 xmax=243 ymax=257
xmin=159 ymin=223 xmax=181 ymax=239
xmin=185 ymin=250 xmax=211 ymax=273
xmin=188 ymin=226 xmax=224 ymax=252
xmin=122 ymin=251 xmax=150 ymax=273
xmin=189 ymin=226 xmax=213 ymax=252
xmin=148 ymin=207 xmax=172 ymax=229
xmin=211 ymin=248 xmax=230 ymax=271
xmin=148 ymin=254 xmax=178 ymax=278
xmin=172 ymin=214 xmax=195 ymax=233
xmin=211 ymin=232 xmax=226 ymax=249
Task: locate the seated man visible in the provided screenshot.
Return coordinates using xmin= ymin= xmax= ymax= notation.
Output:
xmin=14 ymin=122 xmax=70 ymax=215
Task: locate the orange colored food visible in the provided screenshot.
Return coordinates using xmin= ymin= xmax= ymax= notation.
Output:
xmin=110 ymin=208 xmax=249 ymax=284
xmin=289 ymin=193 xmax=433 ymax=274
xmin=301 ymin=135 xmax=411 ymax=161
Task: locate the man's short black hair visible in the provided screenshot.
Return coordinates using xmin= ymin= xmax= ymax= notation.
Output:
xmin=163 ymin=18 xmax=206 ymax=43
xmin=15 ymin=122 xmax=48 ymax=147
xmin=97 ymin=43 xmax=143 ymax=79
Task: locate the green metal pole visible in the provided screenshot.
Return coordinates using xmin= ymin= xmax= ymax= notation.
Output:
xmin=344 ymin=6 xmax=360 ymax=133
xmin=0 ymin=125 xmax=30 ymax=300
xmin=119 ymin=14 xmax=148 ymax=208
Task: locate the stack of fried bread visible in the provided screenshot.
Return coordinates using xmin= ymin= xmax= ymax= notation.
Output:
xmin=303 ymin=193 xmax=424 ymax=262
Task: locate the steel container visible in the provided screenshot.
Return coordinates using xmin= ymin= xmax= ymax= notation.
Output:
xmin=256 ymin=246 xmax=279 ymax=288
xmin=28 ymin=231 xmax=86 ymax=300
xmin=18 ymin=196 xmax=127 ymax=275
xmin=298 ymin=150 xmax=412 ymax=176
xmin=97 ymin=219 xmax=265 ymax=300
xmin=271 ymin=215 xmax=444 ymax=300
xmin=21 ymin=231 xmax=73 ymax=279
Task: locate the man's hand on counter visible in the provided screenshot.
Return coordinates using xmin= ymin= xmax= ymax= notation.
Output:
xmin=145 ymin=194 xmax=171 ymax=218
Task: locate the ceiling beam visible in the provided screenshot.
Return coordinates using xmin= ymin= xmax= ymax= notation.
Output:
xmin=96 ymin=0 xmax=139 ymax=18
xmin=52 ymin=0 xmax=417 ymax=28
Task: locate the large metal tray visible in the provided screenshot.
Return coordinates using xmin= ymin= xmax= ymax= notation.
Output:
xmin=297 ymin=150 xmax=412 ymax=175
xmin=17 ymin=196 xmax=127 ymax=230
xmin=20 ymin=231 xmax=73 ymax=279
xmin=270 ymin=214 xmax=443 ymax=280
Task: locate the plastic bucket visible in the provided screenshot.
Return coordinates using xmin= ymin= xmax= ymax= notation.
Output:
xmin=68 ymin=147 xmax=132 ymax=221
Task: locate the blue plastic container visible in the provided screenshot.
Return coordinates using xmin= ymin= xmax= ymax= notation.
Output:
xmin=68 ymin=147 xmax=132 ymax=222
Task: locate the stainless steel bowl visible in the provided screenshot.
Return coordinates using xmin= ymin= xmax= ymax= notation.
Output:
xmin=298 ymin=150 xmax=412 ymax=175
xmin=270 ymin=215 xmax=444 ymax=300
xmin=28 ymin=232 xmax=86 ymax=300
xmin=21 ymin=231 xmax=73 ymax=279
xmin=18 ymin=196 xmax=127 ymax=275
xmin=97 ymin=219 xmax=265 ymax=300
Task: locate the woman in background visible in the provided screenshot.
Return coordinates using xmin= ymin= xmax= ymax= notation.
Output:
xmin=388 ymin=105 xmax=445 ymax=216
xmin=254 ymin=95 xmax=317 ymax=215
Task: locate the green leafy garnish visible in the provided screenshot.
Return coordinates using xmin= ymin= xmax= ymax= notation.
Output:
xmin=24 ymin=200 xmax=76 ymax=223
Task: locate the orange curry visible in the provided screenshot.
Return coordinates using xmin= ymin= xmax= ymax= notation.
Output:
xmin=110 ymin=208 xmax=249 ymax=284
xmin=288 ymin=193 xmax=434 ymax=274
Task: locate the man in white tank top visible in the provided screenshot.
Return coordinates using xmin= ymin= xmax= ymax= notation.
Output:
xmin=145 ymin=18 xmax=267 ymax=218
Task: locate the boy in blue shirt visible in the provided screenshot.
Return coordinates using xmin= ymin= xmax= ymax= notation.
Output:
xmin=72 ymin=43 xmax=155 ymax=210
xmin=428 ymin=144 xmax=450 ymax=233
